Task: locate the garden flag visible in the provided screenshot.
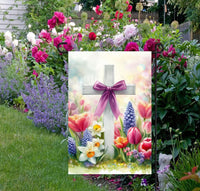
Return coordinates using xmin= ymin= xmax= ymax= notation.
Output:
xmin=68 ymin=52 xmax=152 ymax=174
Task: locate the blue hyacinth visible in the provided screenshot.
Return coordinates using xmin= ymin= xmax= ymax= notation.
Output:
xmin=81 ymin=129 xmax=92 ymax=146
xmin=123 ymin=101 xmax=136 ymax=135
xmin=68 ymin=137 xmax=76 ymax=156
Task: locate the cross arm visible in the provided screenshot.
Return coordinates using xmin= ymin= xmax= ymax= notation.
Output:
xmin=82 ymin=85 xmax=135 ymax=95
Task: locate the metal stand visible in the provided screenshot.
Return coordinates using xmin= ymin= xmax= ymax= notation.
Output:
xmin=153 ymin=42 xmax=164 ymax=190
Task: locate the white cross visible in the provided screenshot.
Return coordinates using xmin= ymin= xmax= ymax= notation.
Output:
xmin=83 ymin=65 xmax=135 ymax=159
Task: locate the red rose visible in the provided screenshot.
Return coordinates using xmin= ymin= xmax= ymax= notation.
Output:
xmin=143 ymin=38 xmax=161 ymax=58
xmin=124 ymin=42 xmax=139 ymax=51
xmin=115 ymin=11 xmax=123 ymax=19
xmin=138 ymin=138 xmax=152 ymax=159
xmin=89 ymin=32 xmax=96 ymax=40
xmin=127 ymin=4 xmax=132 ymax=12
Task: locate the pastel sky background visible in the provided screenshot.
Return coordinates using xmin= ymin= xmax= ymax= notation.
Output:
xmin=68 ymin=51 xmax=151 ymax=115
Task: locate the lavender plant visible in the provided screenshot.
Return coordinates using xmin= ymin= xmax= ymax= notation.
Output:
xmin=0 ymin=53 xmax=27 ymax=104
xmin=22 ymin=74 xmax=67 ymax=133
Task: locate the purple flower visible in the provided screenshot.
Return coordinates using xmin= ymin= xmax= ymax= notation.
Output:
xmin=22 ymin=73 xmax=67 ymax=133
xmin=141 ymin=178 xmax=148 ymax=186
xmin=123 ymin=101 xmax=136 ymax=135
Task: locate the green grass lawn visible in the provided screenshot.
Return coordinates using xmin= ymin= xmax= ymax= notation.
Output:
xmin=0 ymin=105 xmax=106 ymax=191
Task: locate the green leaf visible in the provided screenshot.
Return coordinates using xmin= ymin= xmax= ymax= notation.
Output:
xmin=172 ymin=147 xmax=180 ymax=159
xmin=159 ymin=110 xmax=167 ymax=120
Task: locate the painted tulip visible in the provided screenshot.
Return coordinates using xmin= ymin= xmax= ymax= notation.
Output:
xmin=138 ymin=102 xmax=151 ymax=119
xmin=114 ymin=136 xmax=128 ymax=148
xmin=138 ymin=138 xmax=152 ymax=159
xmin=114 ymin=121 xmax=121 ymax=139
xmin=84 ymin=104 xmax=91 ymax=111
xmin=142 ymin=121 xmax=151 ymax=134
xmin=127 ymin=127 xmax=142 ymax=145
xmin=68 ymin=113 xmax=91 ymax=132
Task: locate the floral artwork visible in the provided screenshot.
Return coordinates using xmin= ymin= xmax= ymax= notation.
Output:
xmin=68 ymin=51 xmax=152 ymax=174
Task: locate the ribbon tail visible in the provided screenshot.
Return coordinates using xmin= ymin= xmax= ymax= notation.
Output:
xmin=94 ymin=91 xmax=109 ymax=118
xmin=109 ymin=93 xmax=121 ymax=119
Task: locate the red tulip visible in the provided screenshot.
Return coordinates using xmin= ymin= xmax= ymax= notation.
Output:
xmin=114 ymin=137 xmax=128 ymax=148
xmin=127 ymin=127 xmax=142 ymax=145
xmin=68 ymin=113 xmax=91 ymax=132
xmin=138 ymin=138 xmax=152 ymax=159
xmin=138 ymin=102 xmax=151 ymax=119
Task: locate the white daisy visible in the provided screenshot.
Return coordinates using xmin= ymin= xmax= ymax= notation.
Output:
xmin=88 ymin=121 xmax=104 ymax=137
xmin=78 ymin=141 xmax=103 ymax=164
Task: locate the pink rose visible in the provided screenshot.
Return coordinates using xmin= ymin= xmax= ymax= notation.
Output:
xmin=54 ymin=12 xmax=65 ymax=25
xmin=32 ymin=46 xmax=38 ymax=57
xmin=95 ymin=5 xmax=103 ymax=15
xmin=124 ymin=42 xmax=139 ymax=51
xmin=32 ymin=70 xmax=38 ymax=78
xmin=24 ymin=108 xmax=29 ymax=113
xmin=39 ymin=30 xmax=52 ymax=43
xmin=163 ymin=45 xmax=176 ymax=58
xmin=77 ymin=33 xmax=82 ymax=42
xmin=34 ymin=50 xmax=48 ymax=63
xmin=85 ymin=24 xmax=90 ymax=29
xmin=53 ymin=36 xmax=62 ymax=47
xmin=63 ymin=37 xmax=74 ymax=51
xmin=178 ymin=54 xmax=187 ymax=68
xmin=48 ymin=16 xmax=57 ymax=29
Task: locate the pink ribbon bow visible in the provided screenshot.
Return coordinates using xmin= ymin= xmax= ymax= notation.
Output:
xmin=93 ymin=80 xmax=127 ymax=119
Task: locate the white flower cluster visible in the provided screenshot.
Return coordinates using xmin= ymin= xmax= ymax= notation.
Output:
xmin=4 ymin=31 xmax=18 ymax=48
xmin=0 ymin=45 xmax=8 ymax=56
xmin=27 ymin=32 xmax=36 ymax=45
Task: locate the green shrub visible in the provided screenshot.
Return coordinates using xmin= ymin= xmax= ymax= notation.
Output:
xmin=168 ymin=147 xmax=200 ymax=191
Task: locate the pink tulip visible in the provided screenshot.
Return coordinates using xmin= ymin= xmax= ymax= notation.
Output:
xmin=70 ymin=102 xmax=77 ymax=110
xmin=138 ymin=138 xmax=152 ymax=159
xmin=127 ymin=127 xmax=142 ymax=145
xmin=142 ymin=121 xmax=151 ymax=134
xmin=84 ymin=104 xmax=91 ymax=111
xmin=68 ymin=113 xmax=91 ymax=132
xmin=114 ymin=121 xmax=121 ymax=139
xmin=138 ymin=102 xmax=151 ymax=119
xmin=80 ymin=99 xmax=85 ymax=106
